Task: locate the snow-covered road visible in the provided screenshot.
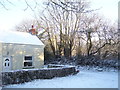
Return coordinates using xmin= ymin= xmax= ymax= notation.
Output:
xmin=4 ymin=69 xmax=118 ymax=88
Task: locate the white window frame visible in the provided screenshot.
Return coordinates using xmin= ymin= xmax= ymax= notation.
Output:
xmin=23 ymin=55 xmax=34 ymax=68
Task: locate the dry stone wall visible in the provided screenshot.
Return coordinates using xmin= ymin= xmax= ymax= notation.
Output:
xmin=2 ymin=66 xmax=79 ymax=85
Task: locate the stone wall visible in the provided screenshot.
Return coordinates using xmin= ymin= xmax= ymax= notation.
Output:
xmin=2 ymin=66 xmax=79 ymax=85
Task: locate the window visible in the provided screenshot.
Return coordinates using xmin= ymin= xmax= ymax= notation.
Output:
xmin=5 ymin=63 xmax=6 ymax=66
xmin=24 ymin=62 xmax=32 ymax=67
xmin=8 ymin=63 xmax=9 ymax=66
xmin=24 ymin=56 xmax=33 ymax=67
xmin=24 ymin=56 xmax=32 ymax=60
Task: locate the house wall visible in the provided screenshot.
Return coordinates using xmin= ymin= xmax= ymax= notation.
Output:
xmin=0 ymin=43 xmax=2 ymax=72
xmin=2 ymin=43 xmax=44 ymax=71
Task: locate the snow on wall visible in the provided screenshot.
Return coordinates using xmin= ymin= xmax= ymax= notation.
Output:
xmin=0 ymin=30 xmax=44 ymax=45
xmin=4 ymin=68 xmax=118 ymax=88
xmin=2 ymin=66 xmax=79 ymax=85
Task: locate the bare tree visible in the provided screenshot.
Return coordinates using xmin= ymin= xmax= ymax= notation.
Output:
xmin=13 ymin=0 xmax=118 ymax=64
xmin=0 ymin=0 xmax=14 ymax=10
xmin=39 ymin=0 xmax=91 ymax=59
xmin=15 ymin=20 xmax=34 ymax=32
xmin=0 ymin=0 xmax=41 ymax=11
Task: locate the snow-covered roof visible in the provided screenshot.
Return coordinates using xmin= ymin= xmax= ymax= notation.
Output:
xmin=0 ymin=30 xmax=44 ymax=45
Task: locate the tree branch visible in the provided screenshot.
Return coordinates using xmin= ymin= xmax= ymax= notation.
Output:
xmin=90 ymin=42 xmax=111 ymax=55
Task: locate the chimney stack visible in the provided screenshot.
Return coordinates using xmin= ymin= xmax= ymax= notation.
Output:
xmin=29 ymin=25 xmax=38 ymax=35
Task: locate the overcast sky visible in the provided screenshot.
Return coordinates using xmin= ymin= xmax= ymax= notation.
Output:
xmin=0 ymin=0 xmax=119 ymax=31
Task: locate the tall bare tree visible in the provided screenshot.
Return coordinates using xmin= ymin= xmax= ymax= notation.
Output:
xmin=38 ymin=0 xmax=91 ymax=59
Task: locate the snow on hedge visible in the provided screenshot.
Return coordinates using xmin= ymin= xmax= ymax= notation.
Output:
xmin=5 ymin=69 xmax=118 ymax=88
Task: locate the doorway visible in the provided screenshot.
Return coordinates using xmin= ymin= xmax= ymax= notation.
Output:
xmin=3 ymin=56 xmax=12 ymax=71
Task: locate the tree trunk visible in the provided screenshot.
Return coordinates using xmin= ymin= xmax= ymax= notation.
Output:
xmin=87 ymin=32 xmax=92 ymax=56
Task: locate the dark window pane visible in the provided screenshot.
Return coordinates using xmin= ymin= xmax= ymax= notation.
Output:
xmin=24 ymin=62 xmax=32 ymax=67
xmin=24 ymin=56 xmax=32 ymax=60
xmin=5 ymin=63 xmax=6 ymax=66
xmin=8 ymin=63 xmax=9 ymax=66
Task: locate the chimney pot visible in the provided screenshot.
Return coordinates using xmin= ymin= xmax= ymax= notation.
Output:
xmin=29 ymin=25 xmax=38 ymax=35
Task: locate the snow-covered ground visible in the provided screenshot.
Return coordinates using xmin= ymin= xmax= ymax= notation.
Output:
xmin=4 ymin=68 xmax=118 ymax=88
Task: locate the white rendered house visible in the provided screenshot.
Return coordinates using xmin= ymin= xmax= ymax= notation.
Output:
xmin=0 ymin=30 xmax=44 ymax=72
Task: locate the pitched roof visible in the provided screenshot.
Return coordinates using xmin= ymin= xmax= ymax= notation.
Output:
xmin=0 ymin=30 xmax=44 ymax=45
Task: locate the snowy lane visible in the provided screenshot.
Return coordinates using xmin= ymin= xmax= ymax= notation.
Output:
xmin=5 ymin=70 xmax=118 ymax=88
